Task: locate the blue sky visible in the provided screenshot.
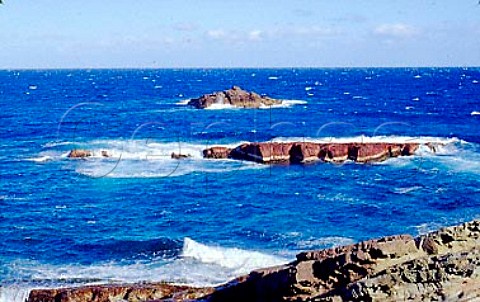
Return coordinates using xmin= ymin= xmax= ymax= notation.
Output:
xmin=1 ymin=0 xmax=479 ymax=68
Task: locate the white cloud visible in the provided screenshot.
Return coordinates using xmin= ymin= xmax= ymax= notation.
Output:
xmin=248 ymin=30 xmax=263 ymax=41
xmin=207 ymin=29 xmax=227 ymax=39
xmin=373 ymin=23 xmax=419 ymax=38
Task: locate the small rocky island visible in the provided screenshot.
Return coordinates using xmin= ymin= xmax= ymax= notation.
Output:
xmin=203 ymin=141 xmax=427 ymax=164
xmin=27 ymin=219 xmax=480 ymax=301
xmin=187 ymin=86 xmax=282 ymax=109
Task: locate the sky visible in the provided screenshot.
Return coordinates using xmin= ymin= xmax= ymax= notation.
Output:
xmin=1 ymin=0 xmax=479 ymax=68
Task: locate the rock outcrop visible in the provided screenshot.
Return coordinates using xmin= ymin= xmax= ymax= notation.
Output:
xmin=27 ymin=220 xmax=480 ymax=302
xmin=204 ymin=142 xmax=421 ymax=164
xmin=67 ymin=149 xmax=92 ymax=158
xmin=67 ymin=150 xmax=110 ymax=158
xmin=201 ymin=219 xmax=480 ymax=302
xmin=27 ymin=283 xmax=214 ymax=302
xmin=187 ymin=86 xmax=282 ymax=109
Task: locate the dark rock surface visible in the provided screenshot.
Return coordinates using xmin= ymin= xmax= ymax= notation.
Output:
xmin=187 ymin=86 xmax=282 ymax=109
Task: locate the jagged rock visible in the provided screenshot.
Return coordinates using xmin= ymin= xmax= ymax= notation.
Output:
xmin=67 ymin=149 xmax=92 ymax=158
xmin=171 ymin=152 xmax=191 ymax=159
xmin=230 ymin=142 xmax=293 ymax=163
xmin=187 ymin=86 xmax=282 ymax=109
xmin=203 ymin=146 xmax=231 ymax=159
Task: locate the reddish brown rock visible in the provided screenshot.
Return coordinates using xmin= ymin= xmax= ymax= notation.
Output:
xmin=289 ymin=142 xmax=322 ymax=163
xmin=188 ymin=86 xmax=282 ymax=109
xmin=204 ymin=142 xmax=424 ymax=165
xmin=401 ymin=143 xmax=420 ymax=155
xmin=27 ymin=283 xmax=214 ymax=302
xmin=203 ymin=146 xmax=232 ymax=159
xmin=320 ymin=144 xmax=350 ymax=162
xmin=230 ymin=142 xmax=293 ymax=163
xmin=67 ymin=149 xmax=92 ymax=158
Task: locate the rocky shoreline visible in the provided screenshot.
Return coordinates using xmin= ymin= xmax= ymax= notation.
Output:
xmin=27 ymin=219 xmax=480 ymax=302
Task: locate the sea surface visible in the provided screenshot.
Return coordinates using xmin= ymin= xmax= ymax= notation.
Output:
xmin=1 ymin=68 xmax=479 ymax=301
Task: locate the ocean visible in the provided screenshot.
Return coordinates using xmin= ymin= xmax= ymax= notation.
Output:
xmin=1 ymin=68 xmax=479 ymax=301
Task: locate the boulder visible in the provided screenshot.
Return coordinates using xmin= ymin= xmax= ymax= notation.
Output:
xmin=203 ymin=146 xmax=232 ymax=159
xmin=67 ymin=149 xmax=92 ymax=158
xmin=171 ymin=152 xmax=191 ymax=159
xmin=188 ymin=86 xmax=282 ymax=109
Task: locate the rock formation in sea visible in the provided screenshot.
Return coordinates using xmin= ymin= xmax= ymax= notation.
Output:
xmin=27 ymin=219 xmax=480 ymax=302
xmin=204 ymin=142 xmax=422 ymax=164
xmin=187 ymin=86 xmax=282 ymax=109
xmin=67 ymin=149 xmax=92 ymax=158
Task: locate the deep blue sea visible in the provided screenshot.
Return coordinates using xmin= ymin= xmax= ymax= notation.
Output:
xmin=1 ymin=68 xmax=480 ymax=301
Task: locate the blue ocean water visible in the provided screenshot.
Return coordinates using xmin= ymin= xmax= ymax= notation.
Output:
xmin=0 ymin=68 xmax=479 ymax=301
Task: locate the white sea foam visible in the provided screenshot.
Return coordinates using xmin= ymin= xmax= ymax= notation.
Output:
xmin=258 ymin=100 xmax=307 ymax=109
xmin=0 ymin=285 xmax=32 ymax=302
xmin=471 ymin=111 xmax=480 ymax=116
xmin=393 ymin=186 xmax=422 ymax=194
xmin=268 ymin=76 xmax=279 ymax=80
xmin=25 ymin=155 xmax=53 ymax=163
xmin=204 ymin=103 xmax=237 ymax=110
xmin=182 ymin=238 xmax=286 ymax=272
xmin=175 ymin=99 xmax=191 ymax=105
xmin=268 ymin=135 xmax=463 ymax=145
xmin=1 ymin=238 xmax=288 ymax=296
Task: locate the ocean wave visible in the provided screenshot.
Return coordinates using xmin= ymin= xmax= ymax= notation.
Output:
xmin=182 ymin=238 xmax=286 ymax=272
xmin=268 ymin=135 xmax=464 ymax=145
xmin=1 ymin=238 xmax=288 ymax=300
xmin=25 ymin=156 xmax=53 ymax=163
xmin=393 ymin=186 xmax=423 ymax=194
xmin=471 ymin=111 xmax=480 ymax=116
xmin=175 ymin=99 xmax=191 ymax=105
xmin=258 ymin=100 xmax=308 ymax=109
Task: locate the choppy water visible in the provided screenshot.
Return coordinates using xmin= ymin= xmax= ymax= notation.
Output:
xmin=1 ymin=68 xmax=480 ymax=301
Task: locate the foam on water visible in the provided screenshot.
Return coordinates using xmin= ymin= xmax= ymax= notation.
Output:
xmin=258 ymin=100 xmax=308 ymax=109
xmin=471 ymin=111 xmax=480 ymax=116
xmin=175 ymin=99 xmax=191 ymax=105
xmin=0 ymin=238 xmax=288 ymax=300
xmin=0 ymin=285 xmax=32 ymax=302
xmin=269 ymin=135 xmax=463 ymax=145
xmin=182 ymin=238 xmax=287 ymax=272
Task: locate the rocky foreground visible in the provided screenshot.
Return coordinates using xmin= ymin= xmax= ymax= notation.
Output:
xmin=187 ymin=86 xmax=282 ymax=109
xmin=28 ymin=219 xmax=480 ymax=302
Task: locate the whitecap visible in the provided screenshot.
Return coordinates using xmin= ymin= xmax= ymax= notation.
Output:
xmin=471 ymin=111 xmax=480 ymax=116
xmin=28 ymin=85 xmax=37 ymax=90
xmin=305 ymin=86 xmax=313 ymax=91
xmin=393 ymin=186 xmax=422 ymax=194
xmin=181 ymin=238 xmax=286 ymax=272
xmin=25 ymin=156 xmax=52 ymax=163
xmin=175 ymin=99 xmax=191 ymax=105
xmin=268 ymin=76 xmax=279 ymax=80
